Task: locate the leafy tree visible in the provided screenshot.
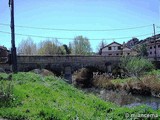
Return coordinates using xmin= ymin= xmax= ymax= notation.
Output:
xmin=71 ymin=36 xmax=92 ymax=55
xmin=63 ymin=44 xmax=71 ymax=54
xmin=120 ymin=56 xmax=154 ymax=80
xmin=58 ymin=45 xmax=66 ymax=55
xmin=17 ymin=37 xmax=37 ymax=55
xmin=134 ymin=44 xmax=148 ymax=57
xmin=37 ymin=39 xmax=64 ymax=55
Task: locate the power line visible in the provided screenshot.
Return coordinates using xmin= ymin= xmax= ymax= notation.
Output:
xmin=0 ymin=30 xmax=157 ymax=40
xmin=0 ymin=23 xmax=152 ymax=32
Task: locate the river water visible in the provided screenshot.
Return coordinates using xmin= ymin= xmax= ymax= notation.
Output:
xmin=83 ymin=88 xmax=160 ymax=110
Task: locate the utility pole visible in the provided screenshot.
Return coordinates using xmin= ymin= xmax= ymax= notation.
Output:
xmin=153 ymin=24 xmax=157 ymax=63
xmin=9 ymin=0 xmax=17 ymax=73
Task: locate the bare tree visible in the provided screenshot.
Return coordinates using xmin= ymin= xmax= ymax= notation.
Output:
xmin=96 ymin=40 xmax=107 ymax=55
xmin=17 ymin=37 xmax=37 ymax=55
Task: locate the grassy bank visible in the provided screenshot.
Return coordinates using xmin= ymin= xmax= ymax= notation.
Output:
xmin=0 ymin=72 xmax=159 ymax=120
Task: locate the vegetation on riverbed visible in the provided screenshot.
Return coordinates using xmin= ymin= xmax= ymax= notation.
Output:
xmin=93 ymin=70 xmax=160 ymax=97
xmin=0 ymin=72 xmax=159 ymax=120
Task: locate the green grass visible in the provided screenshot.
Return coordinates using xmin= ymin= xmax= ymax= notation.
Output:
xmin=0 ymin=72 xmax=160 ymax=120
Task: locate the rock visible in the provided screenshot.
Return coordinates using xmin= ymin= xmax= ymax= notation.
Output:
xmin=30 ymin=69 xmax=54 ymax=76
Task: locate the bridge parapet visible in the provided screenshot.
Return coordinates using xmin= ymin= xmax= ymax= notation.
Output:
xmin=17 ymin=55 xmax=121 ymax=63
xmin=17 ymin=55 xmax=121 ymax=72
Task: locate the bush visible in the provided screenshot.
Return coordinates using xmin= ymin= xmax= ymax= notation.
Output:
xmin=121 ymin=56 xmax=154 ymax=80
xmin=72 ymin=68 xmax=93 ymax=88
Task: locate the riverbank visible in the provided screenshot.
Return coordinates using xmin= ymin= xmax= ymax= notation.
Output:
xmin=0 ymin=72 xmax=159 ymax=119
xmin=92 ymin=70 xmax=160 ymax=98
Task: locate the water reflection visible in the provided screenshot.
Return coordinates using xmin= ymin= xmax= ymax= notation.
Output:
xmin=99 ymin=89 xmax=160 ymax=110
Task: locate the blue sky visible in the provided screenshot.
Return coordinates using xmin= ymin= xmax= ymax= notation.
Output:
xmin=0 ymin=0 xmax=160 ymax=52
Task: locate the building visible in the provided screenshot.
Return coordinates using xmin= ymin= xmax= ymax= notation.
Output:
xmin=0 ymin=46 xmax=8 ymax=63
xmin=100 ymin=42 xmax=123 ymax=56
xmin=100 ymin=41 xmax=137 ymax=56
xmin=147 ymin=38 xmax=160 ymax=58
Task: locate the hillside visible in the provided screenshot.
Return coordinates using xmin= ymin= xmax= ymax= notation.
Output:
xmin=0 ymin=72 xmax=159 ymax=120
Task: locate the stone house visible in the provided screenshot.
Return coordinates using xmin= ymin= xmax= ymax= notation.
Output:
xmin=147 ymin=38 xmax=160 ymax=57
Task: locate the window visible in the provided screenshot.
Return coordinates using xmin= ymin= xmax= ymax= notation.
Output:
xmin=158 ymin=45 xmax=160 ymax=48
xmin=108 ymin=47 xmax=112 ymax=50
xmin=118 ymin=46 xmax=121 ymax=50
xmin=109 ymin=54 xmax=112 ymax=56
xmin=127 ymin=53 xmax=130 ymax=55
xmin=150 ymin=47 xmax=152 ymax=49
xmin=116 ymin=53 xmax=119 ymax=56
xmin=150 ymin=52 xmax=152 ymax=54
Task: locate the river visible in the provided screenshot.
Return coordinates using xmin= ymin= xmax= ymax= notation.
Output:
xmin=83 ymin=88 xmax=160 ymax=110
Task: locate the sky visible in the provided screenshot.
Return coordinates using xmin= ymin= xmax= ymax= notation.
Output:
xmin=0 ymin=0 xmax=160 ymax=52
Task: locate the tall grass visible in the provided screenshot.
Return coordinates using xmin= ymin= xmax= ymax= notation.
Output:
xmin=0 ymin=74 xmax=14 ymax=107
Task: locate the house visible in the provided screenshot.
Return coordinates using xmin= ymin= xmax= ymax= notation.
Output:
xmin=123 ymin=46 xmax=138 ymax=56
xmin=100 ymin=41 xmax=137 ymax=56
xmin=147 ymin=38 xmax=160 ymax=57
xmin=0 ymin=46 xmax=8 ymax=57
xmin=0 ymin=46 xmax=8 ymax=63
xmin=100 ymin=41 xmax=123 ymax=56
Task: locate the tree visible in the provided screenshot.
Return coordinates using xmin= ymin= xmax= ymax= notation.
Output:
xmin=96 ymin=40 xmax=107 ymax=55
xmin=71 ymin=36 xmax=92 ymax=55
xmin=135 ymin=44 xmax=148 ymax=57
xmin=63 ymin=44 xmax=71 ymax=54
xmin=17 ymin=37 xmax=37 ymax=55
xmin=37 ymin=39 xmax=64 ymax=55
xmin=120 ymin=56 xmax=154 ymax=80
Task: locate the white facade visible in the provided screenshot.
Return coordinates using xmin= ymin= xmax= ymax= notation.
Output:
xmin=101 ymin=42 xmax=122 ymax=56
xmin=101 ymin=42 xmax=137 ymax=56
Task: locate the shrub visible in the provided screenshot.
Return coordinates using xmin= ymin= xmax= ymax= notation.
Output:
xmin=120 ymin=56 xmax=154 ymax=80
xmin=72 ymin=68 xmax=93 ymax=88
xmin=92 ymin=74 xmax=111 ymax=88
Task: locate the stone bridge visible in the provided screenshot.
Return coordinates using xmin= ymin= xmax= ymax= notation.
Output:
xmin=14 ymin=55 xmax=160 ymax=72
xmin=1 ymin=55 xmax=160 ymax=72
xmin=16 ymin=55 xmax=123 ymax=82
xmin=0 ymin=55 xmax=160 ymax=82
xmin=17 ymin=55 xmax=121 ymax=74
